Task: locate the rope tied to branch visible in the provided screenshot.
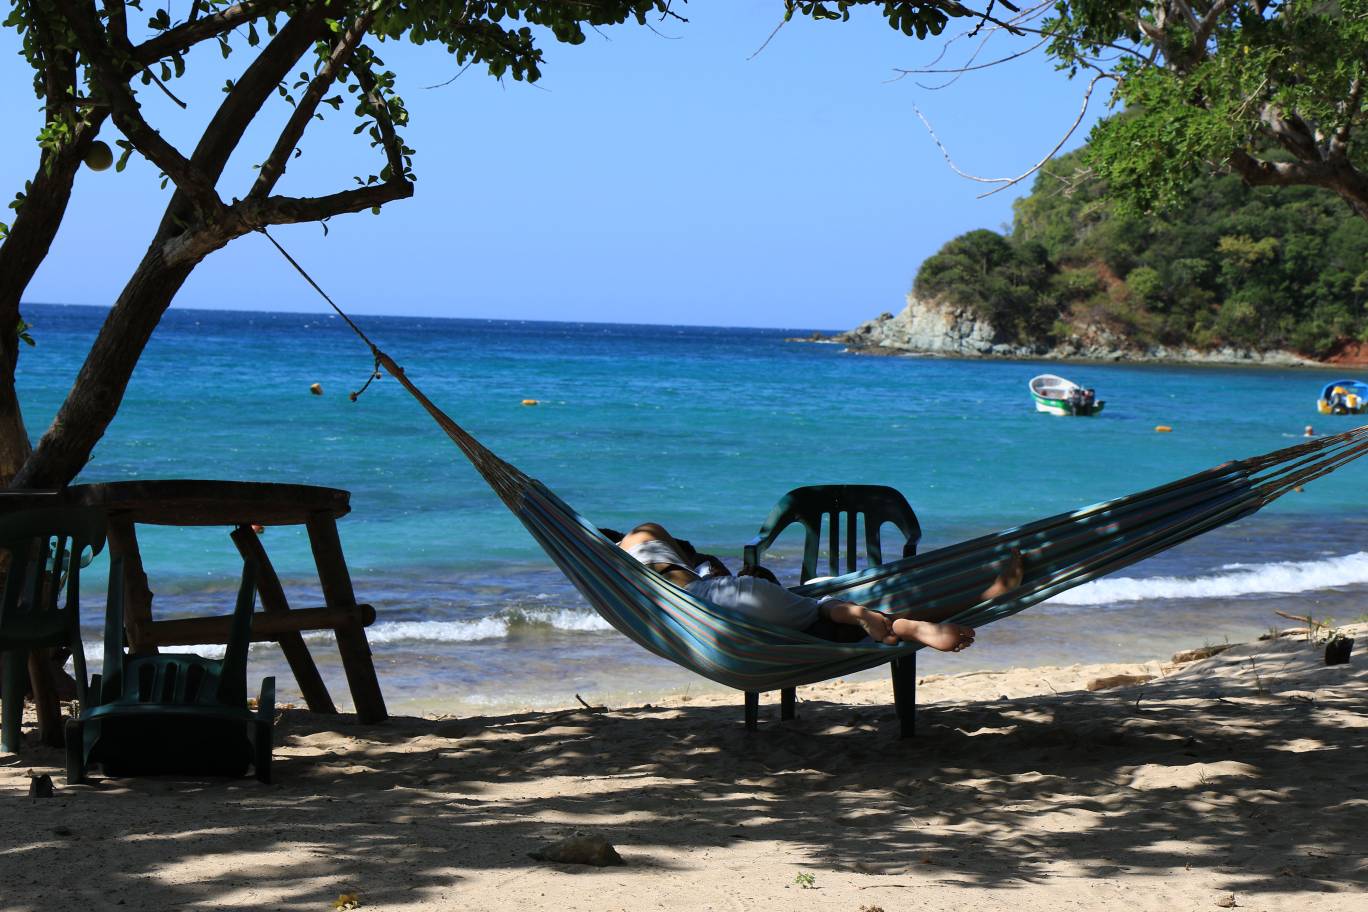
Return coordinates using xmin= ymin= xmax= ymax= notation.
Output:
xmin=257 ymin=227 xmax=385 ymax=401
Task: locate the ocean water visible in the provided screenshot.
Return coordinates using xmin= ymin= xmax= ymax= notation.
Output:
xmin=18 ymin=303 xmax=1368 ymax=713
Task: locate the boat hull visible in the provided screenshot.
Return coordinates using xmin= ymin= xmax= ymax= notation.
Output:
xmin=1032 ymin=394 xmax=1105 ymax=416
xmin=1317 ymin=399 xmax=1368 ymax=415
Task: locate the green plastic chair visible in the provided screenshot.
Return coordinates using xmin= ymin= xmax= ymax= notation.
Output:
xmin=67 ymin=553 xmax=275 ymax=783
xmin=741 ymin=484 xmax=923 ymax=735
xmin=0 ymin=505 xmax=104 ymax=754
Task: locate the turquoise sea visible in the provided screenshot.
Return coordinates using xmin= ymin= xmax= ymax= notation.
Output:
xmin=21 ymin=303 xmax=1368 ymax=713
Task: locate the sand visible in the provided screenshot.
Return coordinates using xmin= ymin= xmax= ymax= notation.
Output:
xmin=2 ymin=626 xmax=1364 ymax=912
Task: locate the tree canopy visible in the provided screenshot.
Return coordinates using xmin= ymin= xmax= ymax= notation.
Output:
xmin=914 ymin=146 xmax=1368 ymax=356
xmin=1040 ymin=0 xmax=1368 ymax=219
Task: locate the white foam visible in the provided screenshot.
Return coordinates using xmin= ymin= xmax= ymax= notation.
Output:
xmin=364 ymin=617 xmax=512 ymax=644
xmin=1047 ymin=551 xmax=1368 ymax=606
xmin=81 ymin=642 xmax=227 ymax=664
xmin=362 ymin=606 xmax=613 ymax=644
xmin=77 ymin=606 xmax=614 ymax=659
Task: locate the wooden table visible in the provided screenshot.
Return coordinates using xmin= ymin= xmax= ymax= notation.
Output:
xmin=64 ymin=480 xmax=388 ymax=724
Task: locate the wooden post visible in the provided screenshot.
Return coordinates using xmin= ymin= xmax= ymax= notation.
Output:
xmin=305 ymin=511 xmax=387 ymax=723
xmin=744 ymin=691 xmax=759 ymax=731
xmin=780 ymin=686 xmax=796 ymax=721
xmin=230 ymin=526 xmax=337 ymax=714
xmin=26 ymin=648 xmax=63 ymax=747
xmin=891 ymin=654 xmax=917 ymax=739
xmin=104 ymin=512 xmax=157 ymax=654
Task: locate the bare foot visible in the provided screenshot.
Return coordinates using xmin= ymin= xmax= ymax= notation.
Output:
xmin=889 ymin=618 xmax=976 ymax=652
xmin=980 ymin=547 xmax=1024 ymax=600
xmin=857 ymin=610 xmax=898 ymax=645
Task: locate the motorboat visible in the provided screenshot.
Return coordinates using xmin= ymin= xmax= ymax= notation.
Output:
xmin=1317 ymin=379 xmax=1368 ymax=415
xmin=1029 ymin=373 xmax=1104 ymax=416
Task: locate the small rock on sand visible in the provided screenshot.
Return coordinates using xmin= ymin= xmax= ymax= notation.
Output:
xmin=528 ymin=835 xmax=624 ymax=867
xmin=1086 ymin=673 xmax=1156 ymax=692
xmin=1171 ymin=644 xmax=1234 ymax=663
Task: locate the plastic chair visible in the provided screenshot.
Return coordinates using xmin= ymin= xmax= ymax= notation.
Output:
xmin=0 ymin=506 xmax=104 ymax=754
xmin=741 ymin=484 xmax=923 ymax=736
xmin=743 ymin=484 xmax=922 ymax=582
xmin=67 ymin=553 xmax=275 ymax=783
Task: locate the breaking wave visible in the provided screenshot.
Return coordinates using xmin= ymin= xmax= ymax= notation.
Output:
xmin=1047 ymin=551 xmax=1368 ymax=606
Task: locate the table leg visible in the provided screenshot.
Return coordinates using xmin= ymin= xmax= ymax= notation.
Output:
xmin=27 ymin=648 xmax=63 ymax=747
xmin=230 ymin=526 xmax=337 ymax=715
xmin=105 ymin=513 xmax=158 ymax=654
xmin=306 ymin=511 xmax=387 ymax=723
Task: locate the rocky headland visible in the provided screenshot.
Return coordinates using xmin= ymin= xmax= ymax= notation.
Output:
xmin=821 ymin=294 xmax=1333 ymax=367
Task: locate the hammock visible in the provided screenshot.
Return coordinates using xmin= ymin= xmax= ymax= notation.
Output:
xmin=261 ymin=232 xmax=1368 ymax=693
xmin=372 ymin=350 xmax=1368 ymax=692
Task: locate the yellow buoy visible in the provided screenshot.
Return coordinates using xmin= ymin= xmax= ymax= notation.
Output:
xmin=521 ymin=399 xmax=539 ymax=406
xmin=310 ymin=382 xmax=323 ymax=396
xmin=1154 ymin=425 xmax=1172 ymax=433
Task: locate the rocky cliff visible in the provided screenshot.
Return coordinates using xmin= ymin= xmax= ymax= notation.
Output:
xmin=833 ymin=294 xmax=1316 ymax=366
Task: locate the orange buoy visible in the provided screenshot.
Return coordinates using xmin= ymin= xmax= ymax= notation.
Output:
xmin=1154 ymin=425 xmax=1172 ymax=433
xmin=521 ymin=399 xmax=539 ymax=406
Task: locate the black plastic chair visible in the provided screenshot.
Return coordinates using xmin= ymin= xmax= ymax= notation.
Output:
xmin=0 ymin=506 xmax=104 ymax=754
xmin=741 ymin=484 xmax=922 ymax=737
xmin=67 ymin=548 xmax=275 ymax=783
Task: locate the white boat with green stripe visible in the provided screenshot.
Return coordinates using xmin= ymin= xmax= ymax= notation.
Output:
xmin=1030 ymin=373 xmax=1105 ymax=416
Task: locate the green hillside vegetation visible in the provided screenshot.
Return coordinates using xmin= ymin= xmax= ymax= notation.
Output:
xmin=914 ymin=148 xmax=1368 ymax=357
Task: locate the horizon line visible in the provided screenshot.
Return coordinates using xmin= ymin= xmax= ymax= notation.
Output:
xmin=21 ymin=300 xmax=850 ymax=336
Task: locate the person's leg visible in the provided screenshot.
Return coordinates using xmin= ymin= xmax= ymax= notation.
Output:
xmin=881 ymin=548 xmax=1023 ymax=651
xmin=980 ymin=547 xmax=1024 ymax=600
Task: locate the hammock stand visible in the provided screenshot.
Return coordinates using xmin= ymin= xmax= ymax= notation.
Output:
xmin=262 ymin=230 xmax=1368 ymax=735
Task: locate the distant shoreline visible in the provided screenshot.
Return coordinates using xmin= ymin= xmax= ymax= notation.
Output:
xmin=789 ymin=335 xmax=1367 ymax=372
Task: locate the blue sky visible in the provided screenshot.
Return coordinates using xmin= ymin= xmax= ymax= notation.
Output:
xmin=2 ymin=4 xmax=1104 ymax=329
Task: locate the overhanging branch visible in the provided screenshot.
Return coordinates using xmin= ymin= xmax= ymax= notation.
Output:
xmin=914 ymin=72 xmax=1112 ymax=198
xmin=247 ymin=181 xmax=415 ymax=227
xmin=55 ymin=0 xmax=221 ymax=210
xmin=134 ymin=0 xmax=286 ymax=64
xmin=1228 ymin=149 xmax=1325 ymax=187
xmin=350 ymin=54 xmax=407 ymax=180
xmin=248 ymin=9 xmax=374 ymax=199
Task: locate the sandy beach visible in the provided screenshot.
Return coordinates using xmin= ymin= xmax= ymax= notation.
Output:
xmin=2 ymin=625 xmax=1363 ymax=912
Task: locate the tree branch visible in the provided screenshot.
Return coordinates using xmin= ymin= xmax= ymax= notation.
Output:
xmin=248 ymin=9 xmax=374 ymax=199
xmin=1262 ymin=106 xmax=1324 ymax=164
xmin=1192 ymin=0 xmax=1236 ymax=52
xmin=102 ymin=0 xmax=130 ymax=50
xmin=162 ymin=179 xmax=415 ymax=264
xmin=55 ymin=0 xmax=221 ymax=209
xmin=134 ymin=1 xmax=285 ymax=64
xmin=1228 ymin=148 xmax=1325 ymax=188
xmin=1330 ymin=77 xmax=1364 ymax=161
xmin=248 ymin=181 xmax=415 ymax=227
xmin=1169 ymin=0 xmax=1200 ymax=36
xmin=913 ymin=73 xmax=1111 ymax=198
xmin=350 ymin=53 xmax=406 ymax=181
xmin=152 ymin=5 xmax=332 ymax=240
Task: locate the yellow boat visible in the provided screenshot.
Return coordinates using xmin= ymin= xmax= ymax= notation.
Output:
xmin=1317 ymin=379 xmax=1368 ymax=414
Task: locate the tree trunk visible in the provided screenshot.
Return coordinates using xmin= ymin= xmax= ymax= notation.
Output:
xmin=0 ymin=120 xmax=106 ymax=485
xmin=0 ymin=331 xmax=32 ymax=487
xmin=12 ymin=242 xmax=206 ymax=488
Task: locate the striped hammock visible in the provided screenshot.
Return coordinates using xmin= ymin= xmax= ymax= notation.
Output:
xmin=373 ymin=351 xmax=1368 ymax=693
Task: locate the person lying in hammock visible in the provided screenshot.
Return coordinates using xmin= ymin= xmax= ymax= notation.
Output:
xmin=613 ymin=522 xmax=1023 ymax=652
